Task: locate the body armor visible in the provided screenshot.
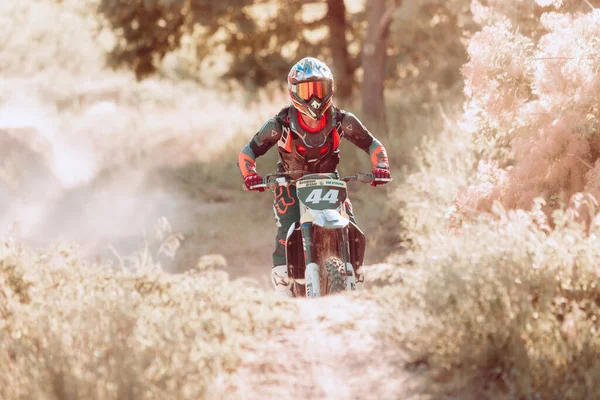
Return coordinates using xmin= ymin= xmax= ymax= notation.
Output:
xmin=238 ymin=105 xmax=388 ymax=178
xmin=275 ymin=106 xmax=341 ymax=174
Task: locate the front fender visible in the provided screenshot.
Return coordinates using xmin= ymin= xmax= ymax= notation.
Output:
xmin=312 ymin=209 xmax=349 ymax=229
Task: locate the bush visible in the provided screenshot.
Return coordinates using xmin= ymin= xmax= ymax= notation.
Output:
xmin=458 ymin=7 xmax=600 ymax=218
xmin=379 ymin=108 xmax=600 ymax=397
xmin=0 ymin=237 xmax=293 ymax=399
xmin=378 ymin=4 xmax=600 ymax=398
xmin=386 ymin=200 xmax=600 ymax=398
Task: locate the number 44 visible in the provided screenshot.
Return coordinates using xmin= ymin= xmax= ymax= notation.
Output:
xmin=305 ymin=189 xmax=339 ymax=204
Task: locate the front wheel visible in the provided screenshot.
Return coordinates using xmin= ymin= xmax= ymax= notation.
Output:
xmin=320 ymin=257 xmax=347 ymax=295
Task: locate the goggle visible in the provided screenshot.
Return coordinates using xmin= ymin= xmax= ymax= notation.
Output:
xmin=292 ymin=80 xmax=332 ymax=101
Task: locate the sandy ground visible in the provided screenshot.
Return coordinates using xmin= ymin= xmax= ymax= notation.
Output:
xmin=226 ymin=294 xmax=431 ymax=400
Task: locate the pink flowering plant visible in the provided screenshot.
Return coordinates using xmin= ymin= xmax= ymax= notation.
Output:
xmin=458 ymin=6 xmax=600 ymax=222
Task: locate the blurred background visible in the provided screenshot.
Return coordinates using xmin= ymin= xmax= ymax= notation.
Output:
xmin=0 ymin=0 xmax=471 ymax=281
xmin=7 ymin=2 xmax=600 ymax=398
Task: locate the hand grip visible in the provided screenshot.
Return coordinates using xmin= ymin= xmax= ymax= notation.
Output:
xmin=249 ymin=183 xmax=268 ymax=190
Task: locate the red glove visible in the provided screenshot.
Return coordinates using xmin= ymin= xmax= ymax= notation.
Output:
xmin=244 ymin=173 xmax=264 ymax=192
xmin=372 ymin=168 xmax=391 ymax=187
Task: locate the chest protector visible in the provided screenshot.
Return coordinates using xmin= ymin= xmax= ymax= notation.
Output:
xmin=275 ymin=106 xmax=343 ymax=174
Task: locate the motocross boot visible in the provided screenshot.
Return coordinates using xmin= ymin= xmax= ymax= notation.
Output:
xmin=271 ymin=265 xmax=293 ymax=298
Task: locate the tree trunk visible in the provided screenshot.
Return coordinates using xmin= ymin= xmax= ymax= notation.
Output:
xmin=327 ymin=0 xmax=354 ymax=101
xmin=361 ymin=0 xmax=398 ymax=133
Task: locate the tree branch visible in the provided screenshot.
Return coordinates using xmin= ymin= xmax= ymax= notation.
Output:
xmin=377 ymin=1 xmax=401 ymax=40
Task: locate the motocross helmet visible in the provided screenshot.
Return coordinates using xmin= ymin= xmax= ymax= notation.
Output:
xmin=288 ymin=57 xmax=334 ymax=121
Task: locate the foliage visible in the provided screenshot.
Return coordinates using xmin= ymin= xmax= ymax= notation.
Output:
xmin=392 ymin=108 xmax=475 ymax=245
xmin=471 ymin=0 xmax=600 ymax=38
xmin=387 ymin=201 xmax=600 ymax=398
xmin=0 ymin=237 xmax=294 ymax=399
xmin=97 ymin=0 xmax=365 ymax=88
xmin=96 ymin=0 xmax=479 ymax=107
xmin=378 ymin=102 xmax=600 ymax=398
xmin=0 ymin=0 xmax=282 ymax=186
xmin=374 ymin=3 xmax=600 ymax=398
xmin=0 ymin=0 xmax=104 ymax=76
xmin=457 ymin=5 xmax=600 ymax=219
xmin=14 ymin=1 xmax=600 ymax=398
xmin=389 ymin=0 xmax=474 ymax=102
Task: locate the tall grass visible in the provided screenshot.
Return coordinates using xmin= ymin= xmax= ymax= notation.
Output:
xmin=370 ymin=106 xmax=600 ymax=398
xmin=373 ymin=4 xmax=600 ymax=398
xmin=0 ymin=236 xmax=294 ymax=399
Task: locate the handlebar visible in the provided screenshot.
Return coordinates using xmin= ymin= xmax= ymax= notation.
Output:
xmin=248 ymin=172 xmax=392 ymax=191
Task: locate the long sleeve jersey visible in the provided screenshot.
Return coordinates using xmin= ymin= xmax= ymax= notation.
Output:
xmin=238 ymin=105 xmax=389 ymax=178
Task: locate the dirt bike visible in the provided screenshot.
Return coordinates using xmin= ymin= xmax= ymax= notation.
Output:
xmin=251 ymin=171 xmax=392 ymax=297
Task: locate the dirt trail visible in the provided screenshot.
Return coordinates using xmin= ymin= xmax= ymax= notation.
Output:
xmin=227 ymin=294 xmax=430 ymax=400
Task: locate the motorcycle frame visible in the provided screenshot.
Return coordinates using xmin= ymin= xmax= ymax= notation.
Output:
xmin=284 ymin=174 xmax=367 ymax=297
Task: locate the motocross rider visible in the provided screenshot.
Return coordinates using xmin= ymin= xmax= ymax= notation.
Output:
xmin=237 ymin=57 xmax=391 ymax=297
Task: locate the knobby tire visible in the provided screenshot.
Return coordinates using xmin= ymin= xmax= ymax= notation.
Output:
xmin=321 ymin=257 xmax=347 ymax=295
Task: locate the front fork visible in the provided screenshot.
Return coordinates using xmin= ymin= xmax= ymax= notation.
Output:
xmin=302 ymin=223 xmax=357 ymax=297
xmin=341 ymin=227 xmax=357 ymax=291
xmin=301 ymin=223 xmax=320 ymax=297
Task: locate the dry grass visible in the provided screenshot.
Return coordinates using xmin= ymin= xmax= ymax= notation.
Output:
xmin=384 ymin=9 xmax=600 ymax=396
xmin=9 ymin=1 xmax=600 ymax=399
xmin=0 ymin=10 xmax=299 ymax=398
xmin=371 ymin=99 xmax=600 ymax=399
xmin=380 ymin=205 xmax=600 ymax=398
xmin=368 ymin=9 xmax=600 ymax=398
xmin=0 ymin=236 xmax=295 ymax=400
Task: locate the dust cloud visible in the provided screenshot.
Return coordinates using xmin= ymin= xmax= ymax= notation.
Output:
xmin=0 ymin=86 xmax=192 ymax=266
